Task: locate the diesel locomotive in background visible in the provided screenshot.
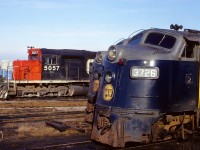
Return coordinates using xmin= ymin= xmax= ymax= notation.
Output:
xmin=91 ymin=25 xmax=200 ymax=147
xmin=0 ymin=47 xmax=96 ymax=99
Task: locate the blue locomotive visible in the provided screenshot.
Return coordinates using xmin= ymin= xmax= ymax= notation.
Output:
xmin=85 ymin=51 xmax=106 ymax=123
xmin=85 ymin=40 xmax=125 ymax=123
xmin=91 ymin=25 xmax=200 ymax=147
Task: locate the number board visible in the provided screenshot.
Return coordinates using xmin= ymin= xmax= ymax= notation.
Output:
xmin=130 ymin=67 xmax=159 ymax=79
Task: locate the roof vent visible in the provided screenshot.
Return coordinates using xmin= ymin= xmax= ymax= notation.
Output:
xmin=184 ymin=29 xmax=200 ymax=34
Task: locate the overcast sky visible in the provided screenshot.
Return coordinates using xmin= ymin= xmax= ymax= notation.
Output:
xmin=0 ymin=0 xmax=200 ymax=60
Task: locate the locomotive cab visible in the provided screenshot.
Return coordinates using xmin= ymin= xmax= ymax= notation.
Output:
xmin=91 ymin=26 xmax=200 ymax=147
xmin=28 ymin=48 xmax=42 ymax=61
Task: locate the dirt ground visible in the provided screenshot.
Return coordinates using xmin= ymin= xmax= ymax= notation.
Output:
xmin=0 ymin=99 xmax=91 ymax=150
xmin=0 ymin=100 xmax=87 ymax=108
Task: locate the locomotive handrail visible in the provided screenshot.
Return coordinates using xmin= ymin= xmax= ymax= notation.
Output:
xmin=78 ymin=67 xmax=79 ymax=80
xmin=128 ymin=29 xmax=145 ymax=38
xmin=6 ymin=65 xmax=13 ymax=83
xmin=113 ymin=38 xmax=125 ymax=45
xmin=12 ymin=65 xmax=20 ymax=94
xmin=10 ymin=80 xmax=90 ymax=84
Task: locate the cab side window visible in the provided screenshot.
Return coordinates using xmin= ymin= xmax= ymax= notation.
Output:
xmin=45 ymin=56 xmax=59 ymax=65
xmin=181 ymin=39 xmax=198 ymax=59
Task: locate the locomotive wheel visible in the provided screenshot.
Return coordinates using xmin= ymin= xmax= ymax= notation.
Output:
xmin=37 ymin=90 xmax=46 ymax=97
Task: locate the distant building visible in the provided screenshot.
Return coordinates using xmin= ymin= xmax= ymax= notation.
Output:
xmin=0 ymin=59 xmax=13 ymax=80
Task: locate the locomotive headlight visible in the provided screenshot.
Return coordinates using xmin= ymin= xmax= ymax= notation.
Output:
xmin=149 ymin=60 xmax=155 ymax=66
xmin=143 ymin=60 xmax=155 ymax=66
xmin=96 ymin=51 xmax=103 ymax=63
xmin=105 ymin=71 xmax=113 ymax=83
xmin=107 ymin=47 xmax=117 ymax=61
xmin=144 ymin=60 xmax=148 ymax=65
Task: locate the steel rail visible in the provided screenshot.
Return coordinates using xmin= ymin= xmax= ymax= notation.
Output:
xmin=26 ymin=140 xmax=93 ymax=150
xmin=121 ymin=139 xmax=177 ymax=150
xmin=0 ymin=112 xmax=84 ymax=124
xmin=1 ymin=97 xmax=87 ymax=101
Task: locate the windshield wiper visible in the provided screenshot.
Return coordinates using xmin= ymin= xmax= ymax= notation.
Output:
xmin=158 ymin=35 xmax=165 ymax=46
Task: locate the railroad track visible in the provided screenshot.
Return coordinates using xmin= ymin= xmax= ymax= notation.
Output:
xmin=1 ymin=96 xmax=87 ymax=102
xmin=122 ymin=140 xmax=177 ymax=150
xmin=0 ymin=100 xmax=86 ymax=123
xmin=26 ymin=139 xmax=200 ymax=150
xmin=0 ymin=96 xmax=90 ymax=150
xmin=0 ymin=108 xmax=88 ymax=149
xmin=26 ymin=140 xmax=95 ymax=150
xmin=23 ymin=139 xmax=185 ymax=150
xmin=0 ymin=100 xmax=87 ymax=108
xmin=0 ymin=111 xmax=85 ymax=124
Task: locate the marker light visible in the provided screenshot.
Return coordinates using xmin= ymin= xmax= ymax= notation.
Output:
xmin=118 ymin=58 xmax=126 ymax=65
xmin=108 ymin=47 xmax=117 ymax=61
xmin=96 ymin=51 xmax=103 ymax=63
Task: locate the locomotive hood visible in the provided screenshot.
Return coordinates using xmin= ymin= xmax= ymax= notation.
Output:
xmin=107 ymin=44 xmax=177 ymax=63
xmin=105 ymin=28 xmax=200 ymax=64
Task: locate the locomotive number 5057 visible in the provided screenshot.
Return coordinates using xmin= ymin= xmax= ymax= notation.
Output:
xmin=44 ymin=65 xmax=60 ymax=71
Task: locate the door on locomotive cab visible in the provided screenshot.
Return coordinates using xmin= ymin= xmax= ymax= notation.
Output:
xmin=64 ymin=59 xmax=85 ymax=80
xmin=173 ymin=40 xmax=200 ymax=111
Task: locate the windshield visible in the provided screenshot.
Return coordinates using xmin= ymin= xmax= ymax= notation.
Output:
xmin=128 ymin=33 xmax=143 ymax=46
xmin=144 ymin=32 xmax=176 ymax=49
xmin=29 ymin=55 xmax=39 ymax=60
xmin=116 ymin=39 xmax=126 ymax=45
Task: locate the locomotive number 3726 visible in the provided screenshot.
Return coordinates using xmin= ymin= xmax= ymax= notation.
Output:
xmin=44 ymin=65 xmax=60 ymax=71
xmin=130 ymin=67 xmax=159 ymax=79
